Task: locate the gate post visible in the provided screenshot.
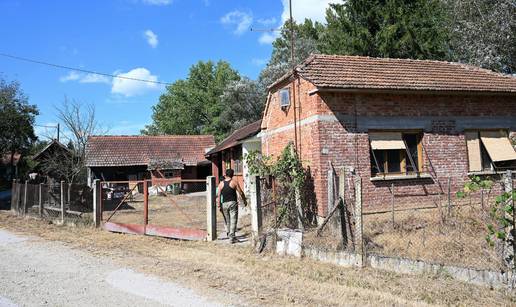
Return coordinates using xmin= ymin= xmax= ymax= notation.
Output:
xmin=250 ymin=175 xmax=262 ymax=246
xmin=60 ymin=181 xmax=65 ymax=224
xmin=206 ymin=176 xmax=217 ymax=241
xmin=354 ymin=176 xmax=365 ymax=267
xmin=92 ymin=179 xmax=101 ymax=227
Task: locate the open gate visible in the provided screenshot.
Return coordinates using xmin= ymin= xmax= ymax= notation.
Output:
xmin=100 ymin=178 xmax=210 ymax=240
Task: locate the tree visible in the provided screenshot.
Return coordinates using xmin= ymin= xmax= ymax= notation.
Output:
xmin=446 ymin=0 xmax=516 ymax=74
xmin=0 ymin=78 xmax=38 ymax=180
xmin=320 ymin=0 xmax=451 ymax=60
xmin=219 ymin=78 xmax=265 ymax=131
xmin=143 ymin=60 xmax=240 ymax=140
xmin=259 ymin=19 xmax=324 ymax=88
xmin=50 ymin=97 xmax=105 ymax=183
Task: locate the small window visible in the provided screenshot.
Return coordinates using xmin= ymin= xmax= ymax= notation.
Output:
xmin=369 ymin=132 xmax=423 ymax=177
xmin=279 ymin=88 xmax=290 ymax=108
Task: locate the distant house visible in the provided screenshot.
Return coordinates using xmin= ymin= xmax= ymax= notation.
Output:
xmin=0 ymin=152 xmax=21 ymax=183
xmin=261 ymin=54 xmax=516 ymax=220
xmin=205 ymin=120 xmax=262 ymax=195
xmin=85 ymin=135 xmax=215 ymax=187
xmin=31 ymin=139 xmax=72 ymax=183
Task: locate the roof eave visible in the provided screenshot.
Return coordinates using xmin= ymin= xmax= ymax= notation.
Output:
xmin=310 ymin=87 xmax=516 ymax=97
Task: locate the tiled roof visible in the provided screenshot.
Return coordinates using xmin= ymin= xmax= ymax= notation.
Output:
xmin=270 ymin=54 xmax=516 ymax=93
xmin=206 ymin=120 xmax=262 ymax=156
xmin=85 ymin=135 xmax=215 ymax=167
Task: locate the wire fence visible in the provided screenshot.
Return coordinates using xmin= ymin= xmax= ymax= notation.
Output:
xmin=10 ymin=180 xmax=93 ymax=225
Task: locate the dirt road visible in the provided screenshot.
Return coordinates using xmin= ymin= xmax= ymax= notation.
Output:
xmin=0 ymin=229 xmax=223 ymax=306
xmin=0 ymin=212 xmax=514 ymax=306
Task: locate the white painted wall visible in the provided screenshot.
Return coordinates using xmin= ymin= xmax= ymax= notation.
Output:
xmin=242 ymin=138 xmax=261 ymax=196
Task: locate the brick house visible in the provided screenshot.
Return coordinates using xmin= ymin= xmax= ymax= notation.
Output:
xmin=205 ymin=120 xmax=261 ymax=195
xmin=85 ymin=135 xmax=215 ymax=188
xmin=261 ymin=54 xmax=516 ymax=219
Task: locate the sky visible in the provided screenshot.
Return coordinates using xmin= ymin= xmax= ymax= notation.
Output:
xmin=0 ymin=0 xmax=335 ymax=139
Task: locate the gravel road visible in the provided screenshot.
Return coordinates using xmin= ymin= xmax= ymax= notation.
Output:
xmin=0 ymin=229 xmax=223 ymax=307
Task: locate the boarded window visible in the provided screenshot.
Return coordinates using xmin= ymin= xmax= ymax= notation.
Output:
xmin=465 ymin=131 xmax=482 ymax=172
xmin=480 ymin=130 xmax=516 ymax=162
xmin=466 ymin=130 xmax=516 ymax=172
xmin=369 ymin=132 xmax=406 ymax=150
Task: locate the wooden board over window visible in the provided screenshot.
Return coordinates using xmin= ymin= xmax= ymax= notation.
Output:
xmin=369 ymin=132 xmax=406 ymax=150
xmin=480 ymin=130 xmax=516 ymax=162
xmin=465 ymin=131 xmax=482 ymax=172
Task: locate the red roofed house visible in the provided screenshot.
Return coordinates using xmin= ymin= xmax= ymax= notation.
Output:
xmin=205 ymin=120 xmax=262 ymax=196
xmin=85 ymin=135 xmax=216 ymax=189
xmin=261 ymin=54 xmax=516 ymax=220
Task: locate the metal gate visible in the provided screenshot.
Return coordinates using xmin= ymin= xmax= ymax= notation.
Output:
xmin=100 ymin=178 xmax=209 ymax=240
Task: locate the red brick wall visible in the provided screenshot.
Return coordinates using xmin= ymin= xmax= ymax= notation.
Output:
xmin=262 ymin=77 xmax=516 ymax=217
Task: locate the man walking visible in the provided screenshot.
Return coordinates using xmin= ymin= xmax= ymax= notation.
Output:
xmin=217 ymin=168 xmax=247 ymax=243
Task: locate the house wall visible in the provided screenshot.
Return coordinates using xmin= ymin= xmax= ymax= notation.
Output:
xmin=242 ymin=138 xmax=261 ymax=196
xmin=261 ymin=77 xmax=516 ymax=217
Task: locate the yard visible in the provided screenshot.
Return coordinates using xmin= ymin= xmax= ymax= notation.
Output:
xmin=0 ymin=211 xmax=514 ymax=306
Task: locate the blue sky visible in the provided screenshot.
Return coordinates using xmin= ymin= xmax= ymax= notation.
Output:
xmin=0 ymin=0 xmax=333 ymax=139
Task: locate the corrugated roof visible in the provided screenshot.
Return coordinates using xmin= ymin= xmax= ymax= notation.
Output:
xmin=85 ymin=135 xmax=215 ymax=167
xmin=269 ymin=54 xmax=516 ymax=93
xmin=206 ymin=120 xmax=262 ymax=156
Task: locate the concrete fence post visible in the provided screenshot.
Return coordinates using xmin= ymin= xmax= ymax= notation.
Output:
xmin=354 ymin=176 xmax=365 ymax=267
xmin=250 ymin=175 xmax=262 ymax=245
xmin=23 ymin=180 xmax=28 ymax=215
xmin=60 ymin=181 xmax=65 ymax=224
xmin=206 ymin=176 xmax=217 ymax=241
xmin=338 ymin=167 xmax=350 ymax=247
xmin=10 ymin=179 xmax=17 ymax=214
xmin=503 ymin=170 xmax=515 ymax=287
xmin=92 ymin=179 xmax=101 ymax=227
xmin=327 ymin=168 xmax=335 ymax=213
xmin=39 ymin=183 xmax=43 ymax=218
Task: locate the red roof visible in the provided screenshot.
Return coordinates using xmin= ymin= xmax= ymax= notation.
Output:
xmin=270 ymin=54 xmax=516 ymax=94
xmin=85 ymin=135 xmax=215 ymax=167
xmin=206 ymin=120 xmax=262 ymax=156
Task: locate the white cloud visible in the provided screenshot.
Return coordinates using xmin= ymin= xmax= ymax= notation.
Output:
xmin=111 ymin=68 xmax=160 ymax=97
xmin=221 ymin=10 xmax=253 ymax=35
xmin=59 ymin=71 xmax=80 ymax=82
xmin=142 ymin=0 xmax=172 ymax=5
xmin=80 ymin=74 xmax=111 ymax=84
xmin=143 ymin=30 xmax=159 ymax=48
xmin=280 ymin=0 xmax=333 ymax=24
xmin=258 ymin=32 xmax=278 ymax=45
xmin=257 ymin=17 xmax=277 ymax=26
xmin=59 ymin=71 xmax=110 ymax=84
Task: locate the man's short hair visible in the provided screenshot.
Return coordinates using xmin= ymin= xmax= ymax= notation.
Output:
xmin=225 ymin=168 xmax=235 ymax=178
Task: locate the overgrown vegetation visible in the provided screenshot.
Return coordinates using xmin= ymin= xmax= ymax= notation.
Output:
xmin=246 ymin=143 xmax=316 ymax=229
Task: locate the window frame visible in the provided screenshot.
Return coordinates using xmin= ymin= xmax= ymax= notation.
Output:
xmin=369 ymin=130 xmax=424 ymax=178
xmin=465 ymin=129 xmax=516 ymax=173
xmin=279 ymin=87 xmax=290 ymax=108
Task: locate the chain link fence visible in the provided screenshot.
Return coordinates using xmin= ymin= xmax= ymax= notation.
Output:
xmin=10 ymin=180 xmax=93 ymax=225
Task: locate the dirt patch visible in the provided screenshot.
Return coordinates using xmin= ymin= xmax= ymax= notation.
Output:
xmin=0 ymin=212 xmax=514 ymax=306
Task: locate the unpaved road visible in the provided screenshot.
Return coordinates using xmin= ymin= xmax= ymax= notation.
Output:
xmin=0 ymin=229 xmax=222 ymax=307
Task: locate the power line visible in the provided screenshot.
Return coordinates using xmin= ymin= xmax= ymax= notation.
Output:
xmin=0 ymin=52 xmax=172 ymax=86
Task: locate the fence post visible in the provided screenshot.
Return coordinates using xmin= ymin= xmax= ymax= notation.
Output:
xmin=60 ymin=181 xmax=65 ymax=224
xmin=92 ymin=179 xmax=101 ymax=227
xmin=10 ymin=180 xmax=17 ymax=214
xmin=503 ymin=170 xmax=515 ymax=286
xmin=143 ymin=180 xmax=149 ymax=229
xmin=22 ymin=180 xmax=28 ymax=215
xmin=391 ymin=183 xmax=395 ymax=228
xmin=447 ymin=177 xmax=452 ymax=217
xmin=354 ymin=176 xmax=365 ymax=267
xmin=206 ymin=176 xmax=217 ymax=241
xmin=250 ymin=175 xmax=262 ymax=245
xmin=338 ymin=167 xmax=349 ymax=247
xmin=38 ymin=183 xmax=43 ymax=217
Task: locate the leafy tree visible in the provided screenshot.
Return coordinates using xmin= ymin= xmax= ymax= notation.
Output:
xmin=143 ymin=60 xmax=240 ymax=140
xmin=219 ymin=78 xmax=265 ymax=131
xmin=320 ymin=0 xmax=451 ymax=60
xmin=259 ymin=19 xmax=324 ymax=88
xmin=0 ymin=78 xmax=38 ymax=180
xmin=446 ymin=0 xmax=516 ymax=74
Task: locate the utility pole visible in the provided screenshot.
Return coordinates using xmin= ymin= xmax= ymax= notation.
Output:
xmin=57 ymin=123 xmax=60 ymax=142
xmin=289 ymin=0 xmax=299 ymax=154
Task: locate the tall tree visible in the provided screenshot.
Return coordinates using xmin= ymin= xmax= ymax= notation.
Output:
xmin=320 ymin=0 xmax=451 ymax=60
xmin=219 ymin=78 xmax=265 ymax=131
xmin=0 ymin=78 xmax=38 ymax=180
xmin=143 ymin=60 xmax=240 ymax=140
xmin=446 ymin=0 xmax=516 ymax=74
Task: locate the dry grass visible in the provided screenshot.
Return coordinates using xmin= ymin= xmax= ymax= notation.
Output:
xmin=1 ymin=211 xmax=514 ymax=306
xmin=363 ymin=205 xmax=503 ymax=271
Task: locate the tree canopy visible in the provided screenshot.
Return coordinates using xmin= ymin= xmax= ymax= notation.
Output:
xmin=142 ymin=60 xmax=240 ymax=140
